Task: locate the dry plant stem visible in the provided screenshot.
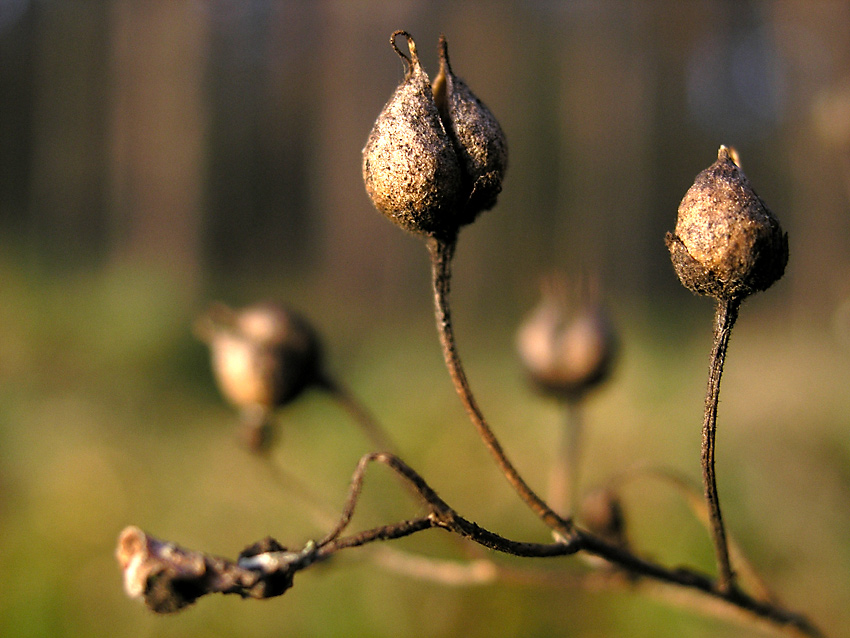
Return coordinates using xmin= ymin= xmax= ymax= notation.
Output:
xmin=548 ymin=399 xmax=583 ymax=518
xmin=324 ymin=377 xmax=399 ymax=453
xmin=317 ymin=452 xmax=579 ymax=558
xmin=703 ymin=297 xmax=740 ymax=592
xmin=608 ymin=465 xmax=774 ymax=603
xmin=119 ymin=452 xmax=822 ymax=635
xmin=426 ymin=236 xmax=571 ymax=538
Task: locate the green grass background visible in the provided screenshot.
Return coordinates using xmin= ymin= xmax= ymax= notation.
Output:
xmin=1 ymin=251 xmax=847 ymax=638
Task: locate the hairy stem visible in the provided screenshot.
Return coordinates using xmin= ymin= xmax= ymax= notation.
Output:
xmin=426 ymin=236 xmax=571 ymax=538
xmin=703 ymin=297 xmax=740 ymax=592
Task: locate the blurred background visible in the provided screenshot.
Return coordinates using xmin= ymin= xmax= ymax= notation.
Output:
xmin=1 ymin=1 xmax=849 ymax=636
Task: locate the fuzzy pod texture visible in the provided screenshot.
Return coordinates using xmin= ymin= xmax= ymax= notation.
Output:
xmin=516 ymin=276 xmax=617 ymax=401
xmin=363 ymin=31 xmax=507 ymax=240
xmin=432 ymin=35 xmax=508 ymax=226
xmin=665 ymin=146 xmax=788 ymax=301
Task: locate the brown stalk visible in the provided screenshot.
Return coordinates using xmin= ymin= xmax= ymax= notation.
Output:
xmin=117 ymin=452 xmax=823 ymax=636
xmin=702 ymin=297 xmax=740 ymax=592
xmin=426 ymin=236 xmax=571 ymax=538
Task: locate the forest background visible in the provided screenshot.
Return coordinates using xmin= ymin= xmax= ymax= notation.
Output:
xmin=1 ymin=1 xmax=849 ymax=637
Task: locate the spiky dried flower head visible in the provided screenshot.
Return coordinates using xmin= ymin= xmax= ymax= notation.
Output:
xmin=665 ymin=146 xmax=788 ymax=301
xmin=516 ymin=275 xmax=617 ymax=401
xmin=362 ymin=31 xmax=507 ymax=241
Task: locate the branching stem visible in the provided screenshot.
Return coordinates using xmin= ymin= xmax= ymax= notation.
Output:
xmin=118 ymin=452 xmax=823 ymax=636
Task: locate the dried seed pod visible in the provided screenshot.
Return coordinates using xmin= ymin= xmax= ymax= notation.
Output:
xmin=579 ymin=487 xmax=628 ymax=549
xmin=516 ymin=275 xmax=617 ymax=401
xmin=362 ymin=31 xmax=462 ymax=239
xmin=195 ymin=302 xmax=326 ymax=450
xmin=433 ymin=35 xmax=508 ymax=225
xmin=665 ymin=146 xmax=788 ymax=301
xmin=197 ymin=302 xmax=324 ymax=409
xmin=363 ymin=31 xmax=507 ymax=240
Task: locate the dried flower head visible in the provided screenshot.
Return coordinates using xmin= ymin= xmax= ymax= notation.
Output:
xmin=665 ymin=146 xmax=788 ymax=301
xmin=516 ymin=275 xmax=617 ymax=401
xmin=363 ymin=31 xmax=507 ymax=240
xmin=116 ymin=527 xmax=296 ymax=613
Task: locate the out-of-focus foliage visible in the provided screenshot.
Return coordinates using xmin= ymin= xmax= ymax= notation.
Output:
xmin=1 ymin=1 xmax=849 ymax=637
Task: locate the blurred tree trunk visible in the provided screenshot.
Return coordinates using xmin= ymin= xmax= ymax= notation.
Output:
xmin=28 ymin=2 xmax=110 ymax=262
xmin=556 ymin=2 xmax=654 ymax=295
xmin=769 ymin=1 xmax=850 ymax=322
xmin=108 ymin=0 xmax=209 ymax=295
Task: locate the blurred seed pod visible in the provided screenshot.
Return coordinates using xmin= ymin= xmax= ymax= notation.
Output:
xmin=362 ymin=31 xmax=507 ymax=240
xmin=516 ymin=275 xmax=618 ymax=401
xmin=195 ymin=302 xmax=326 ymax=450
xmin=665 ymin=146 xmax=788 ymax=301
xmin=579 ymin=487 xmax=628 ymax=549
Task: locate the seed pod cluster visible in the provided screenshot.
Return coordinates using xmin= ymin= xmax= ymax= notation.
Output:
xmin=665 ymin=146 xmax=788 ymax=301
xmin=516 ymin=275 xmax=617 ymax=401
xmin=363 ymin=31 xmax=508 ymax=240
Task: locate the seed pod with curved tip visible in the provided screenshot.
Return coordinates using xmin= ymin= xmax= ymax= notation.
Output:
xmin=362 ymin=31 xmax=462 ymax=239
xmin=432 ymin=35 xmax=508 ymax=225
xmin=665 ymin=146 xmax=788 ymax=301
xmin=363 ymin=31 xmax=508 ymax=241
xmin=516 ymin=275 xmax=617 ymax=401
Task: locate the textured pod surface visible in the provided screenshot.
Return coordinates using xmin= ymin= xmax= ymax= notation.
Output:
xmin=433 ymin=35 xmax=508 ymax=225
xmin=666 ymin=146 xmax=788 ymax=300
xmin=362 ymin=32 xmax=461 ymax=239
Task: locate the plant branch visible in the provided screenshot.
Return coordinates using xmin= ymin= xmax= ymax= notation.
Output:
xmin=703 ymin=297 xmax=740 ymax=592
xmin=116 ymin=451 xmax=822 ymax=636
xmin=426 ymin=236 xmax=572 ymax=538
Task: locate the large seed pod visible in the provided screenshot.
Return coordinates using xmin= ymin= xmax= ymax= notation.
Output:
xmin=665 ymin=146 xmax=788 ymax=301
xmin=433 ymin=35 xmax=508 ymax=225
xmin=362 ymin=31 xmax=462 ymax=239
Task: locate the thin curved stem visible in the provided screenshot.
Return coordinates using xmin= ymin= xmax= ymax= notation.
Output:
xmin=117 ymin=452 xmax=824 ymax=635
xmin=606 ymin=464 xmax=774 ymax=603
xmin=703 ymin=297 xmax=740 ymax=592
xmin=427 ymin=236 xmax=572 ymax=538
xmin=323 ymin=377 xmax=399 ymax=454
xmin=548 ymin=399 xmax=583 ymax=519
